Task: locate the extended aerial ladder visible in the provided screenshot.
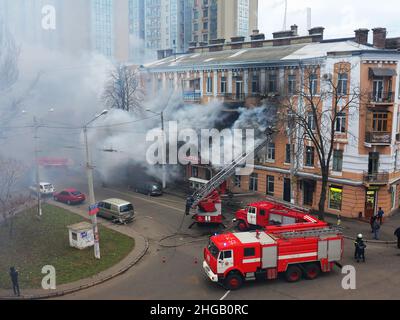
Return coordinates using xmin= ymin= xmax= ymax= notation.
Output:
xmin=185 ymin=129 xmax=274 ymax=226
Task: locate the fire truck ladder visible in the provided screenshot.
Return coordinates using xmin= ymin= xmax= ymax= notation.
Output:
xmin=185 ymin=134 xmax=272 ymax=215
xmin=277 ymin=227 xmax=342 ymax=239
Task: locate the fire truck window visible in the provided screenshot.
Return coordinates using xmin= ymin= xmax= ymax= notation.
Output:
xmin=244 ymin=247 xmax=256 ymax=257
xmin=260 ymin=210 xmax=265 ymax=216
xmin=223 ymin=251 xmax=232 ymax=259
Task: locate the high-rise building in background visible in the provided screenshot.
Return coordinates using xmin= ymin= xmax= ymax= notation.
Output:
xmin=129 ymin=0 xmax=193 ymax=62
xmin=0 ymin=0 xmax=130 ymax=62
xmin=192 ymin=0 xmax=258 ymax=44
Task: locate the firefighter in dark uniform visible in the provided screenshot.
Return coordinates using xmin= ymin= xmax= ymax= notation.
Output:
xmin=354 ymin=234 xmax=366 ymax=263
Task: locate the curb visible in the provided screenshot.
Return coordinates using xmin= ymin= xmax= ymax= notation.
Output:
xmin=343 ymin=235 xmax=397 ymax=245
xmin=0 ymin=236 xmax=149 ymax=300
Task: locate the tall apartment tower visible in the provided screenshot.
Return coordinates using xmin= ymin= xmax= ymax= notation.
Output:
xmin=192 ymin=0 xmax=258 ymax=44
xmin=129 ymin=0 xmax=193 ymax=62
xmin=0 ymin=0 xmax=130 ymax=62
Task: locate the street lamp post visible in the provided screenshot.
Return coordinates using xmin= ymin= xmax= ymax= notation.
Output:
xmin=83 ymin=110 xmax=108 ymax=260
xmin=146 ymin=109 xmax=166 ymax=189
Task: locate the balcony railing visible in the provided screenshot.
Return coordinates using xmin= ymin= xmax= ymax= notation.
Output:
xmin=365 ymin=131 xmax=391 ymax=145
xmin=183 ymin=91 xmax=201 ymax=102
xmin=363 ymin=171 xmax=389 ymax=185
xmin=369 ymin=91 xmax=395 ymax=104
xmin=219 ymin=93 xmax=246 ymax=101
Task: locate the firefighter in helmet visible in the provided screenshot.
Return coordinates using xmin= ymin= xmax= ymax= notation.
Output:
xmin=354 ymin=234 xmax=366 ymax=263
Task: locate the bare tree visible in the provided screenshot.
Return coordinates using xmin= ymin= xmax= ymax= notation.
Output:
xmin=0 ymin=157 xmax=30 ymax=237
xmin=0 ymin=19 xmax=41 ymax=131
xmin=279 ymin=62 xmax=364 ymax=220
xmin=103 ymin=65 xmax=144 ymax=113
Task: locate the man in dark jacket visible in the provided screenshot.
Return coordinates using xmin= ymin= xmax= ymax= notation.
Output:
xmin=370 ymin=215 xmax=376 ymax=233
xmin=354 ymin=234 xmax=366 ymax=263
xmin=372 ymin=219 xmax=381 ymax=240
xmin=394 ymin=227 xmax=400 ymax=249
xmin=9 ymin=267 xmax=20 ymax=296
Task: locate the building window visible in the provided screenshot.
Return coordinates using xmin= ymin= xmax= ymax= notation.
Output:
xmin=372 ymin=112 xmax=389 ymax=132
xmin=288 ymin=74 xmax=296 ymax=95
xmin=336 ymin=112 xmax=346 ymax=133
xmin=307 ymin=112 xmax=316 ymax=131
xmin=267 ymin=176 xmax=275 ymax=196
xmin=234 ymin=175 xmax=241 ymax=188
xmin=249 ymin=173 xmax=258 ymax=191
xmin=332 ymin=150 xmax=343 ymax=172
xmin=309 ymin=73 xmax=318 ymax=95
xmin=206 ymin=76 xmax=212 ymax=94
xmin=285 ymin=144 xmax=291 ymax=164
xmin=191 ymin=166 xmax=198 ymax=178
xmin=329 ymin=185 xmax=343 ymax=211
xmin=268 ymin=74 xmax=277 ymax=93
xmin=220 ymin=76 xmax=227 ymax=94
xmin=266 ymin=143 xmax=275 ymax=161
xmin=252 ymin=73 xmax=259 ymax=93
xmin=337 ymin=73 xmax=348 ymax=96
xmin=305 ymin=146 xmax=315 ymax=167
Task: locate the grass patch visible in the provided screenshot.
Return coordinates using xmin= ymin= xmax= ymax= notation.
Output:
xmin=0 ymin=204 xmax=135 ymax=290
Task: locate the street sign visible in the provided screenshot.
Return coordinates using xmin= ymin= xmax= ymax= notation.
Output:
xmin=89 ymin=203 xmax=99 ymax=216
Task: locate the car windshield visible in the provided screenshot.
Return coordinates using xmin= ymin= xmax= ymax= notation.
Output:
xmin=120 ymin=204 xmax=133 ymax=213
xmin=208 ymin=240 xmax=220 ymax=259
xmin=152 ymin=185 xmax=161 ymax=190
xmin=71 ymin=191 xmax=82 ymax=196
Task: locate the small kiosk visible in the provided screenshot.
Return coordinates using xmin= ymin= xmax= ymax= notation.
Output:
xmin=67 ymin=222 xmax=94 ymax=250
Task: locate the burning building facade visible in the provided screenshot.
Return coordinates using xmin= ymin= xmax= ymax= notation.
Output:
xmin=143 ymin=26 xmax=400 ymax=219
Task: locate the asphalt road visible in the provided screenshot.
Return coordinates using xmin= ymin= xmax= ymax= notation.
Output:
xmin=48 ymin=173 xmax=400 ymax=300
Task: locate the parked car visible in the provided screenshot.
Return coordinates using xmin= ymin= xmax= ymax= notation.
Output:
xmin=53 ymin=189 xmax=86 ymax=205
xmin=29 ymin=182 xmax=55 ymax=197
xmin=97 ymin=198 xmax=135 ymax=224
xmin=133 ymin=181 xmax=163 ymax=196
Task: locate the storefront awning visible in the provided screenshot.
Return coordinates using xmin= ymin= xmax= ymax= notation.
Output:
xmin=369 ymin=67 xmax=397 ymax=78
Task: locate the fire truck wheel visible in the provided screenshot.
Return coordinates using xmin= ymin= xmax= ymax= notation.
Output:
xmin=237 ymin=221 xmax=248 ymax=232
xmin=285 ymin=265 xmax=302 ymax=283
xmin=224 ymin=273 xmax=243 ymax=290
xmin=304 ymin=263 xmax=321 ymax=280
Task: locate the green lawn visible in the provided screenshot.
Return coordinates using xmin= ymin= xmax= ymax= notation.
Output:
xmin=0 ymin=204 xmax=135 ymax=290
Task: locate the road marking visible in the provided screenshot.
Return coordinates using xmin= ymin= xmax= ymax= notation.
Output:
xmin=103 ymin=188 xmax=185 ymax=214
xmin=220 ymin=290 xmax=231 ymax=301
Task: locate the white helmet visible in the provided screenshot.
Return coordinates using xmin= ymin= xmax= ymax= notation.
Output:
xmin=357 ymin=234 xmax=363 ymax=239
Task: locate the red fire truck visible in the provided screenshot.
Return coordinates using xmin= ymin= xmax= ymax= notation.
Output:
xmin=203 ymin=225 xmax=343 ymax=290
xmin=234 ymin=201 xmax=321 ymax=231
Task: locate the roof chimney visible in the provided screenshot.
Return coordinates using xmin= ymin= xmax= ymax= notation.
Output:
xmin=250 ymin=29 xmax=265 ymax=41
xmin=308 ymin=26 xmax=324 ymax=42
xmin=354 ymin=28 xmax=369 ymax=45
xmin=372 ymin=27 xmax=387 ymax=49
xmin=291 ymin=24 xmax=298 ymax=36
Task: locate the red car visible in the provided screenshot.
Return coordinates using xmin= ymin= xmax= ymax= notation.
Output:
xmin=54 ymin=189 xmax=86 ymax=205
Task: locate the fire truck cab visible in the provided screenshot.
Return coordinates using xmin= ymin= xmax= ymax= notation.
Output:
xmin=203 ymin=226 xmax=343 ymax=290
xmin=234 ymin=201 xmax=319 ymax=231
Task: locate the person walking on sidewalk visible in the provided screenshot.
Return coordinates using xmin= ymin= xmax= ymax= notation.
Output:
xmin=9 ymin=267 xmax=20 ymax=297
xmin=354 ymin=234 xmax=366 ymax=263
xmin=377 ymin=207 xmax=385 ymax=225
xmin=394 ymin=227 xmax=400 ymax=249
xmin=372 ymin=218 xmax=381 ymax=240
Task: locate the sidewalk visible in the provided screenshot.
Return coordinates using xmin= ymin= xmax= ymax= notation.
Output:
xmin=0 ymin=202 xmax=149 ymax=300
xmin=324 ymin=211 xmax=400 ymax=244
xmin=222 ymin=193 xmax=400 ymax=244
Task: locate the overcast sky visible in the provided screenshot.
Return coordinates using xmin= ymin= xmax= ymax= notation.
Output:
xmin=258 ymin=0 xmax=400 ymax=40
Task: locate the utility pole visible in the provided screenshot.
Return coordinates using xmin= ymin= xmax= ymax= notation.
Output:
xmin=83 ymin=110 xmax=108 ymax=260
xmin=146 ymin=109 xmax=167 ymax=189
xmin=84 ymin=125 xmax=100 ymax=260
xmin=33 ymin=116 xmax=42 ymax=217
xmin=161 ymin=110 xmax=166 ymax=189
